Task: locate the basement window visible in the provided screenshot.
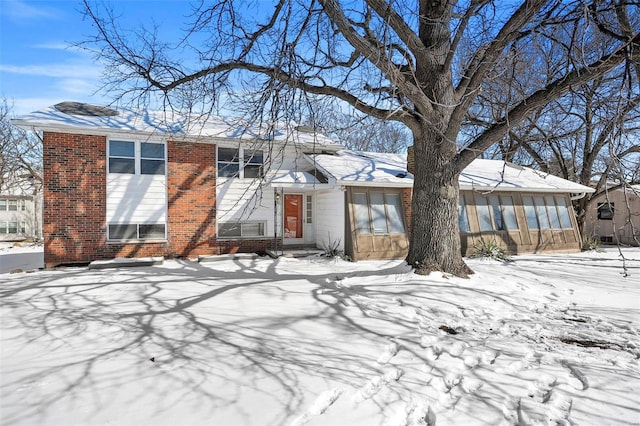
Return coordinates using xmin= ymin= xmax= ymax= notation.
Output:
xmin=218 ymin=222 xmax=266 ymax=239
xmin=108 ymin=223 xmax=166 ymax=241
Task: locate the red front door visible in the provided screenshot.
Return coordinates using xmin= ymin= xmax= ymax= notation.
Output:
xmin=284 ymin=194 xmax=303 ymax=239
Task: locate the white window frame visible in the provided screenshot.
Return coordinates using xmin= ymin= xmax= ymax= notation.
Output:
xmin=107 ymin=223 xmax=167 ymax=242
xmin=107 ymin=139 xmax=166 ymax=176
xmin=352 ymin=190 xmax=406 ymax=235
xmin=217 ymin=146 xmax=264 ymax=179
xmin=217 ymin=221 xmax=267 ymax=239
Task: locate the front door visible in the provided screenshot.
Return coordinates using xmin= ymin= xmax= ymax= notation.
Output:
xmin=284 ymin=194 xmax=303 ymax=242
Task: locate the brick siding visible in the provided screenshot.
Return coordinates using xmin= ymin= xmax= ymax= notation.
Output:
xmin=42 ymin=132 xmax=278 ymax=266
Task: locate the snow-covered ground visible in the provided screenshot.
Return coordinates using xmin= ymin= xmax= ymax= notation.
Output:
xmin=1 ymin=248 xmax=638 ymax=425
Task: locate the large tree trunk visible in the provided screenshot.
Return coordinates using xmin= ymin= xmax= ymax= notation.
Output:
xmin=406 ymin=124 xmax=473 ymax=277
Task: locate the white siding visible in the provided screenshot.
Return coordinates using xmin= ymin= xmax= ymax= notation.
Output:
xmin=106 ymin=174 xmax=167 ymax=224
xmin=216 ymin=179 xmax=275 ymax=235
xmin=315 ymin=190 xmax=345 ymax=251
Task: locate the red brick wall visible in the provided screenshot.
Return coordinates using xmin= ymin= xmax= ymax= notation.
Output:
xmin=43 ymin=132 xmax=276 ymax=266
xmin=166 ymin=140 xmax=218 ymax=257
xmin=402 ymin=187 xmax=412 ymax=237
xmin=43 ymin=132 xmax=108 ymax=266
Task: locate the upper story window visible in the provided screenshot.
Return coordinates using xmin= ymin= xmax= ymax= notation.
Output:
xmin=217 ymin=147 xmax=263 ymax=179
xmin=108 ymin=140 xmax=166 ymax=175
xmin=0 ymin=199 xmax=26 ymax=211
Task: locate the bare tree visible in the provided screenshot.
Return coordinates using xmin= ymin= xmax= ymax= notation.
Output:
xmin=81 ymin=0 xmax=639 ymax=276
xmin=0 ymin=99 xmax=43 ymax=189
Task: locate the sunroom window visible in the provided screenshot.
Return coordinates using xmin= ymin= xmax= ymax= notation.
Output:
xmin=352 ymin=190 xmax=405 ymax=235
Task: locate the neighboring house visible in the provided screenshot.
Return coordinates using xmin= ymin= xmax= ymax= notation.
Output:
xmin=583 ymin=185 xmax=640 ymax=246
xmin=13 ymin=102 xmax=594 ymax=266
xmin=0 ymin=169 xmax=42 ymax=242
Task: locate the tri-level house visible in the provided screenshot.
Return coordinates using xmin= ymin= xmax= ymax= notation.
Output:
xmin=13 ymin=102 xmax=594 ymax=266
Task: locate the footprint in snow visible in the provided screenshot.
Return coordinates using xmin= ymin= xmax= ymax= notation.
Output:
xmin=353 ymin=367 xmax=403 ymax=402
xmin=377 ymin=341 xmax=400 ymax=364
xmin=291 ymin=388 xmax=343 ymax=426
xmin=527 ymin=373 xmax=557 ymax=403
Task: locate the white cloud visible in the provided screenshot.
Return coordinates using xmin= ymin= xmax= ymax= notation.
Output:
xmin=0 ymin=62 xmax=102 ymax=79
xmin=2 ymin=0 xmax=61 ymax=21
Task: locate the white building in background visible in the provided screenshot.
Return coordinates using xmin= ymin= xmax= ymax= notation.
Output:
xmin=0 ymin=169 xmax=42 ymax=241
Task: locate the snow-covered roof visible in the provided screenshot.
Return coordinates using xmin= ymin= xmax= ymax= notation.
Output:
xmin=308 ymin=150 xmax=413 ymax=188
xmin=268 ymin=170 xmax=332 ymax=189
xmin=11 ymin=102 xmax=341 ymax=149
xmin=460 ymin=159 xmax=595 ymax=194
xmin=310 ymin=151 xmax=595 ymax=193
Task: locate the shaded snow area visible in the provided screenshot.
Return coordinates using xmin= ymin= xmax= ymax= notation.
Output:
xmin=1 ymin=249 xmax=639 ymax=426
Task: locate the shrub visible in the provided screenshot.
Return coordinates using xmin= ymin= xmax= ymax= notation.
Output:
xmin=472 ymin=239 xmax=510 ymax=262
xmin=581 ymin=236 xmax=602 ymax=251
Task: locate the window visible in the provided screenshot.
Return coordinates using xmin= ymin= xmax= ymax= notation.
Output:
xmin=20 ymin=200 xmax=26 ymax=211
xmin=458 ymin=196 xmax=471 ymax=232
xmin=108 ymin=223 xmax=166 ymax=241
xmin=8 ymin=200 xmax=17 ymax=211
xmin=218 ymin=222 xmax=266 ymax=238
xmin=352 ymin=190 xmax=405 ymax=235
xmin=597 ymin=203 xmax=614 ymax=220
xmin=109 ymin=141 xmax=135 ymax=174
xmin=0 ymin=200 xmax=5 ymax=211
xmin=8 ymin=222 xmax=18 ymax=234
xmin=140 ymin=142 xmax=166 ymax=175
xmin=473 ymin=194 xmax=519 ymax=232
xmin=217 ymin=147 xmax=263 ymax=179
xmin=306 ymin=195 xmax=313 ymax=224
xmin=523 ymin=195 xmax=574 ymax=230
xmin=108 ymin=140 xmax=165 ymax=175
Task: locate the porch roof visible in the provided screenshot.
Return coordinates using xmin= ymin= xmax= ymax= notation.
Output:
xmin=268 ymin=170 xmax=334 ymax=189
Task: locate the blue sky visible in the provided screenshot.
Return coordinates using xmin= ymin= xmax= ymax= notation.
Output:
xmin=0 ymin=0 xmax=192 ymax=115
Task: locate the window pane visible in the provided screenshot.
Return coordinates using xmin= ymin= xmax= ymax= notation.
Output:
xmin=110 ymin=141 xmax=134 ymax=157
xmin=218 ymin=148 xmax=239 ymax=162
xmin=489 ymin=195 xmax=504 ymax=230
xmin=0 ymin=222 xmax=6 ymax=234
xmin=141 ymin=142 xmax=164 ymax=159
xmin=458 ymin=196 xmax=470 ymax=232
xmin=139 ymin=224 xmax=165 ymax=239
xmin=0 ymin=200 xmax=5 ymax=211
xmin=597 ymin=203 xmax=614 ymax=220
xmin=8 ymin=222 xmax=18 ymax=233
xmin=370 ymin=192 xmax=389 ymax=234
xmin=475 ymin=196 xmax=493 ymax=231
xmin=306 ymin=195 xmax=313 ymax=224
xmin=8 ymin=200 xmax=17 ymax=211
xmin=242 ymin=222 xmax=265 ymax=237
xmin=523 ymin=196 xmax=538 ymax=229
xmin=218 ymin=223 xmax=241 ymax=238
xmin=353 ymin=192 xmax=371 ymax=234
xmin=20 ymin=222 xmax=27 ymax=233
xmin=141 ymin=159 xmax=165 ymax=175
xmin=534 ymin=197 xmax=550 ymax=229
xmin=218 ymin=163 xmax=240 ymax=177
xmin=245 ymin=150 xmax=263 ymax=164
xmin=545 ymin=196 xmax=561 ymax=228
xmin=109 ymin=158 xmax=135 ymax=174
xmin=385 ymin=193 xmax=405 ymax=233
xmin=243 ymin=165 xmax=262 ymax=178
xmin=501 ymin=196 xmax=518 ymax=230
xmin=20 ymin=200 xmax=26 ymax=211
xmin=555 ymin=197 xmax=573 ymax=228
xmin=109 ymin=224 xmax=138 ymax=240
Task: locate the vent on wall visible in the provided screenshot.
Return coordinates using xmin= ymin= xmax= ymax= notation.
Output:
xmin=54 ymin=102 xmax=119 ymax=117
